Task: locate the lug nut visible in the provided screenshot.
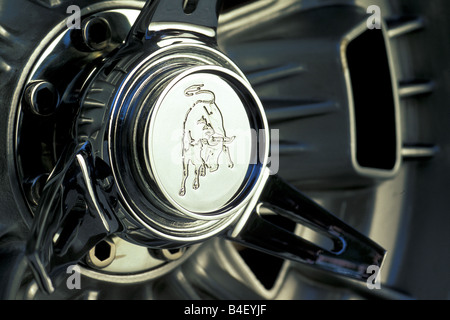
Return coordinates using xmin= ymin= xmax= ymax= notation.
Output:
xmin=86 ymin=239 xmax=116 ymax=269
xmin=148 ymin=247 xmax=187 ymax=261
xmin=80 ymin=16 xmax=112 ymax=51
xmin=24 ymin=81 xmax=60 ymax=116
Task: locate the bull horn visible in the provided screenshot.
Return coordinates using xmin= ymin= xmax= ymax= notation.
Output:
xmin=223 ymin=136 xmax=235 ymax=144
xmin=195 ymin=90 xmax=215 ymax=103
xmin=185 ymin=85 xmax=215 ymax=104
xmin=185 ymin=84 xmax=204 ymax=96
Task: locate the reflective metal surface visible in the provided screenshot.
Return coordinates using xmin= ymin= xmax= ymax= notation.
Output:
xmin=102 ymin=42 xmax=269 ymax=243
xmin=229 ymin=174 xmax=386 ymax=282
xmin=7 ymin=0 xmax=384 ymax=296
xmin=3 ymin=0 xmax=448 ymax=301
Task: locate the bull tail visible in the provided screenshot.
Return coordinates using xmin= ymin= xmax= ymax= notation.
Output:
xmin=185 ymin=84 xmax=215 ymax=104
xmin=185 ymin=84 xmax=204 ymax=96
xmin=223 ymin=136 xmax=235 ymax=144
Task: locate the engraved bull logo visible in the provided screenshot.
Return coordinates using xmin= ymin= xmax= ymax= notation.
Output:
xmin=179 ymin=84 xmax=235 ymax=196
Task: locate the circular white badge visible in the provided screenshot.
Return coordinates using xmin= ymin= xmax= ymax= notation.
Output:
xmin=149 ymin=71 xmax=253 ymax=214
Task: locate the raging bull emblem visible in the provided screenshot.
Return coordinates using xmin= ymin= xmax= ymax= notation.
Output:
xmin=179 ymin=84 xmax=235 ymax=196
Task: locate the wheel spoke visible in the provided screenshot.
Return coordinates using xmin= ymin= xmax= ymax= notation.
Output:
xmin=228 ymin=174 xmax=386 ymax=282
xmin=127 ymin=0 xmax=222 ymax=43
xmin=26 ymin=141 xmax=120 ymax=294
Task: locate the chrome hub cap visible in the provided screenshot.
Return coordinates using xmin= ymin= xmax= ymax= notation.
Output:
xmin=6 ymin=0 xmax=387 ymax=297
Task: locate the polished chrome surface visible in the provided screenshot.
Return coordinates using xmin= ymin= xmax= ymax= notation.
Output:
xmin=9 ymin=5 xmax=188 ymax=286
xmin=103 ymin=42 xmax=269 ymax=243
xmin=8 ymin=0 xmax=441 ymax=301
xmin=16 ymin=0 xmax=384 ymax=294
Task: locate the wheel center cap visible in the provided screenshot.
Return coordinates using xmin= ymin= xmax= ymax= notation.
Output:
xmin=100 ymin=47 xmax=269 ymax=243
xmin=149 ymin=68 xmax=254 ymax=215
